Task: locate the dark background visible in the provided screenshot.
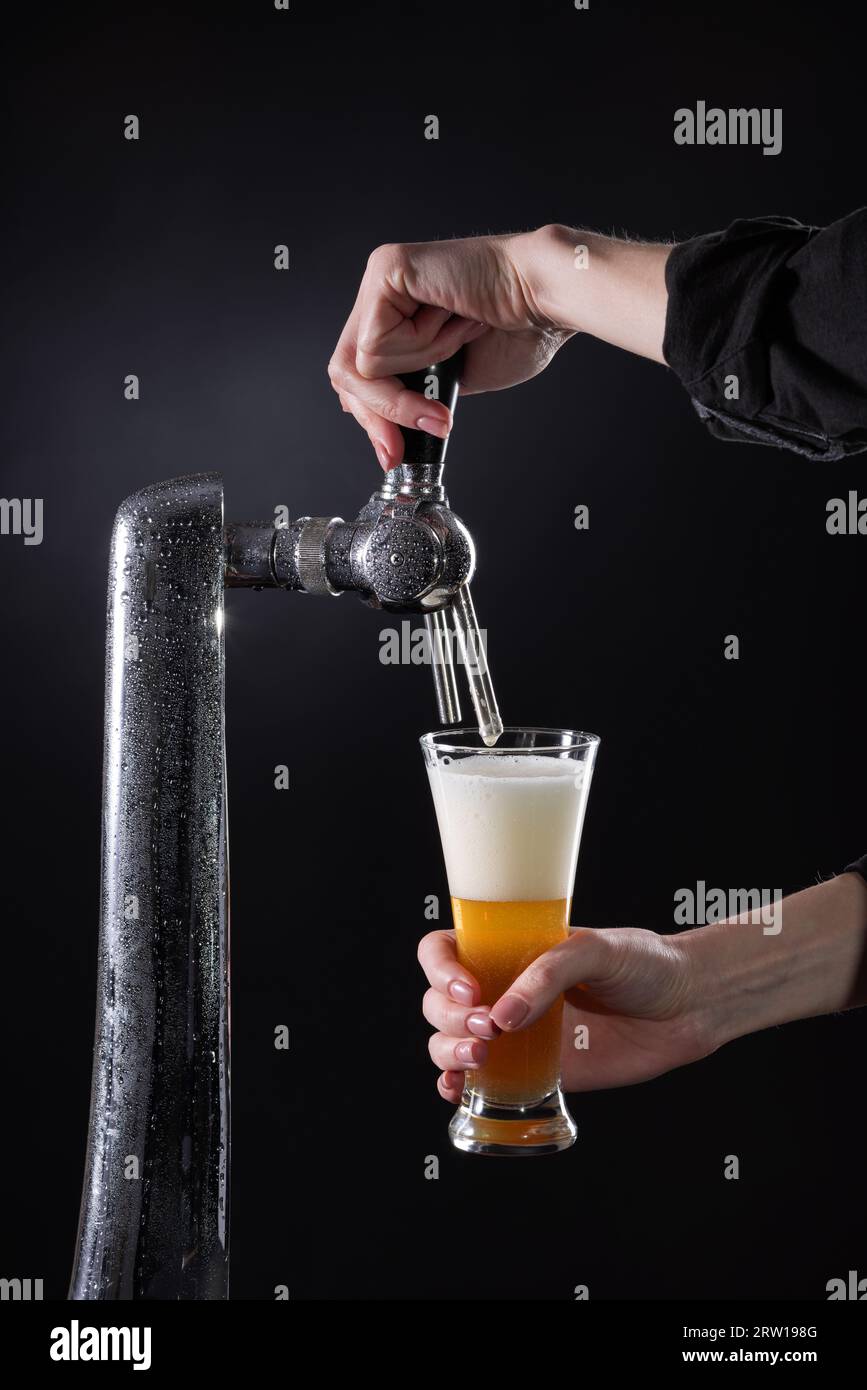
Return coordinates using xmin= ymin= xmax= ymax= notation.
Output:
xmin=1 ymin=0 xmax=864 ymax=1300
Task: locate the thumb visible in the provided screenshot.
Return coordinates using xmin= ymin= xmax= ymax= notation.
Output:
xmin=489 ymin=928 xmax=616 ymax=1033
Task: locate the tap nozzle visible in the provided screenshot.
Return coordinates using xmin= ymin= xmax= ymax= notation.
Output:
xmin=224 ymin=350 xmax=502 ymax=741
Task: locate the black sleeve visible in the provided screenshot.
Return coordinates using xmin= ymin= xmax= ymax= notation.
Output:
xmin=844 ymin=853 xmax=867 ymax=883
xmin=662 ymin=208 xmax=867 ymax=462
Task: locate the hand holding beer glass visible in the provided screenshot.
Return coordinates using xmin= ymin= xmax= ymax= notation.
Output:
xmin=421 ymin=728 xmax=599 ymax=1155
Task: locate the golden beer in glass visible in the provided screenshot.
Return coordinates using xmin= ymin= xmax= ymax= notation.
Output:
xmin=422 ymin=728 xmax=599 ymax=1156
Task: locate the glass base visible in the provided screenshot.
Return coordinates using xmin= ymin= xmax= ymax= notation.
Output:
xmin=449 ymin=1086 xmax=577 ymax=1156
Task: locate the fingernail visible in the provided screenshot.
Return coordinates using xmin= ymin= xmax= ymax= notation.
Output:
xmin=492 ymin=995 xmax=529 ymax=1030
xmin=456 ymin=1040 xmax=486 ymax=1066
xmin=416 ymin=415 xmax=451 ymax=438
xmin=375 ymin=442 xmax=391 ymax=470
xmin=467 ymin=1011 xmax=500 ymax=1040
xmin=449 ymin=979 xmax=474 ymax=1004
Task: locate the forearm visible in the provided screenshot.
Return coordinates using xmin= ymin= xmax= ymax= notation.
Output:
xmin=680 ymin=872 xmax=867 ymax=1049
xmin=512 ymin=223 xmax=673 ymax=364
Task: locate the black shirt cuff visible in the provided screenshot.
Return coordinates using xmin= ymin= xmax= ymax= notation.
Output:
xmin=843 ymin=853 xmax=867 ymax=882
xmin=663 ymin=210 xmax=867 ymax=462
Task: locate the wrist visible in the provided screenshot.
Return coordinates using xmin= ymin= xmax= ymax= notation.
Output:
xmin=678 ymin=919 xmax=777 ymax=1054
xmin=508 ymin=223 xmax=590 ymax=334
xmin=510 ymin=222 xmax=673 ymax=362
xmin=678 ymin=873 xmax=867 ymax=1052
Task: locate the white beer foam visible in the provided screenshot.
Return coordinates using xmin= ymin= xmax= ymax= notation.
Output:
xmin=427 ymin=754 xmax=590 ymax=902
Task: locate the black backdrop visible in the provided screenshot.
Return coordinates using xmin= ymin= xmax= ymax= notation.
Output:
xmin=1 ymin=0 xmax=865 ymax=1302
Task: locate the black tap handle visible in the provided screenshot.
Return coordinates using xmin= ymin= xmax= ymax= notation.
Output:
xmin=397 ymin=348 xmax=464 ymax=472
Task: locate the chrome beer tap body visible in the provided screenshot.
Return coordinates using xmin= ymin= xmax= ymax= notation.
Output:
xmin=223 ymin=461 xmax=475 ymax=611
xmin=70 ymin=354 xmax=500 ymax=1301
xmin=223 ymin=353 xmax=502 ymax=741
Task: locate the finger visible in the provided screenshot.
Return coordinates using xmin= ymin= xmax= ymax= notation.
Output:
xmin=437 ymin=1070 xmax=464 ymax=1102
xmin=417 ymin=930 xmax=480 ymax=1005
xmin=337 ymin=381 xmax=456 ymax=469
xmin=330 ymin=347 xmax=452 ymax=442
xmin=332 ymin=302 xmax=454 ymax=432
xmin=330 ymin=315 xmax=411 ymax=466
xmin=356 ymin=313 xmax=487 ymax=381
xmin=490 ymin=927 xmax=615 ymax=1034
xmin=377 ymin=303 xmax=453 ymax=355
xmin=337 ymin=387 xmax=403 ymax=470
xmin=422 ymin=988 xmax=500 ymax=1039
xmin=330 ymin=320 xmax=487 ymax=461
xmin=427 ymin=1031 xmax=488 ymax=1072
xmin=354 ymin=246 xmax=456 ymax=361
xmin=351 ymin=375 xmax=453 ymax=436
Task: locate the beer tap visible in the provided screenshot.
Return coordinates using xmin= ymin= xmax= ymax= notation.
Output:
xmin=224 ymin=351 xmax=503 ymax=745
xmin=70 ymin=351 xmax=501 ymax=1304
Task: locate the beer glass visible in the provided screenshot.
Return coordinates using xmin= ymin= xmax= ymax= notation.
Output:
xmin=421 ymin=727 xmax=599 ymax=1156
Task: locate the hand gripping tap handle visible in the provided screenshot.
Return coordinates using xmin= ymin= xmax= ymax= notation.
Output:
xmin=397 ymin=350 xmax=503 ymax=746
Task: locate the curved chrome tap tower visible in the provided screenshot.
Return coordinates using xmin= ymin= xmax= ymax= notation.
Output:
xmin=70 ymin=473 xmax=230 ymax=1300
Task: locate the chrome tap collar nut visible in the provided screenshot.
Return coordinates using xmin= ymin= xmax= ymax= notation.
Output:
xmin=295 ymin=516 xmax=344 ymax=596
xmin=377 ymin=460 xmax=445 ymax=502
